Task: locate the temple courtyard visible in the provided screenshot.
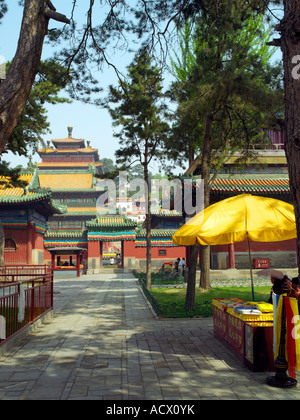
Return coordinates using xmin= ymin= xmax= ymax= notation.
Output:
xmin=0 ymin=271 xmax=299 ymax=401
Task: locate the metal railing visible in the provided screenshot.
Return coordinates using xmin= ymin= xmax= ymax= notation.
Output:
xmin=0 ymin=264 xmax=51 ymax=282
xmin=0 ymin=266 xmax=53 ymax=346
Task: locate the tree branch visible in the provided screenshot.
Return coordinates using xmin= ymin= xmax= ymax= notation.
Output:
xmin=266 ymin=38 xmax=281 ymax=47
xmin=46 ymin=0 xmax=56 ymax=12
xmin=44 ymin=8 xmax=70 ymax=24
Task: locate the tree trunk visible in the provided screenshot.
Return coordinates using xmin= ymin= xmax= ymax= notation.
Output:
xmin=185 ymin=115 xmax=213 ymax=310
xmin=0 ymin=0 xmax=49 ymax=149
xmin=185 ymin=243 xmax=200 ymax=310
xmin=199 ymin=245 xmax=211 ymax=289
xmin=281 ymin=0 xmax=300 ymax=274
xmin=199 ymin=115 xmax=213 ymax=289
xmin=145 ymin=211 xmax=152 ymax=289
xmin=143 ymin=154 xmax=152 ymax=289
xmin=0 ymin=223 xmax=4 ymax=266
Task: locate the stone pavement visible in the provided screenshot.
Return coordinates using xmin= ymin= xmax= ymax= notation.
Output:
xmin=0 ymin=272 xmax=299 ymax=400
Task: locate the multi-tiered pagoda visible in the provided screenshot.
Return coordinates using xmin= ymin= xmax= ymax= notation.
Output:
xmin=37 ymin=127 xmax=104 ymax=267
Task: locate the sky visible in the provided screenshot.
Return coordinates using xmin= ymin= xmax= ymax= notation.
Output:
xmin=0 ymin=1 xmax=170 ymax=173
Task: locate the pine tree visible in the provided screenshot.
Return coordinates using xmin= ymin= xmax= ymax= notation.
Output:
xmin=168 ymin=7 xmax=283 ymax=308
xmin=272 ymin=0 xmax=300 ymax=277
xmin=107 ymin=50 xmax=169 ymax=288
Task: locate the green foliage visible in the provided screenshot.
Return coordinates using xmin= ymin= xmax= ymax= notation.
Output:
xmin=1 ymin=1 xmax=283 ymax=161
xmin=7 ymin=60 xmax=72 ymax=156
xmin=0 ymin=161 xmax=29 ymax=189
xmin=107 ymin=50 xmax=169 ymax=170
xmin=34 ymin=1 xmax=281 ymax=112
xmin=101 ymin=158 xmax=117 ymax=175
xmin=0 ymin=0 xmax=7 ymax=23
xmin=166 ymin=5 xmax=284 ymax=173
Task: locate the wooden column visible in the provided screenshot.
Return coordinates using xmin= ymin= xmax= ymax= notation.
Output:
xmin=27 ymin=222 xmax=33 ymax=264
xmin=228 ymin=243 xmax=235 ymax=269
xmin=121 ymin=241 xmax=124 ymax=268
xmin=76 ymin=253 xmax=80 ymax=277
xmin=51 ymin=253 xmax=55 ymax=271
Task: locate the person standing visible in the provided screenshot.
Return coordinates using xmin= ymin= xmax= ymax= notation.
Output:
xmin=178 ymin=258 xmax=185 ymax=276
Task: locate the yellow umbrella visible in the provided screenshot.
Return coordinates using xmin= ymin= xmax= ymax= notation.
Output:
xmin=172 ymin=194 xmax=297 ymax=299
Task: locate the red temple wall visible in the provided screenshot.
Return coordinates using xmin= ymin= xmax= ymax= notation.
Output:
xmin=88 ymin=241 xmax=101 ymax=258
xmin=44 ymin=249 xmax=51 ymax=263
xmin=4 ymin=226 xmax=46 ymax=265
xmin=123 ymin=240 xmax=186 ymax=260
xmin=4 ymin=228 xmax=31 ymax=265
xmin=212 ymin=238 xmax=297 ymax=253
xmin=34 ymin=232 xmax=44 ymax=249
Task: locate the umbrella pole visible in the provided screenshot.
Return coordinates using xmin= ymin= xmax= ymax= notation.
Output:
xmin=246 ymin=233 xmax=255 ymax=301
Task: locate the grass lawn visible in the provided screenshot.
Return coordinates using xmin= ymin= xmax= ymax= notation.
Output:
xmin=151 ymin=286 xmax=271 ymax=305
xmin=135 ymin=271 xmax=272 ymax=318
xmin=149 ymin=286 xmax=271 ymax=318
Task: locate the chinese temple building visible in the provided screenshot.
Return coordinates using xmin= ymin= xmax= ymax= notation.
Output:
xmin=34 ymin=127 xmax=186 ymax=272
xmin=2 ymin=126 xmax=293 ymax=273
xmin=185 ymin=132 xmax=296 ymax=270
xmin=85 ymin=211 xmax=186 ymax=271
xmin=1 ymin=170 xmax=65 ymax=265
xmin=35 ymin=127 xmax=104 ymax=271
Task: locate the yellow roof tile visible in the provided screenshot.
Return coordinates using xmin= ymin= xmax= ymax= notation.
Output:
xmin=0 ymin=188 xmax=24 ymax=197
xmin=38 ymin=162 xmax=102 ymax=167
xmin=0 ymin=174 xmax=33 ymax=197
xmin=39 ymin=173 xmax=94 ymax=189
xmin=0 ymin=173 xmax=32 ymax=184
xmin=52 ymin=137 xmax=84 ymax=143
xmin=37 ymin=148 xmax=98 ymax=153
xmin=67 ymin=207 xmax=96 ymax=212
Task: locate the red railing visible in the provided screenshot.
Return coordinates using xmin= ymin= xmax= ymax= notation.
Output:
xmin=0 ymin=265 xmax=53 ymax=346
xmin=0 ymin=265 xmax=52 ymax=282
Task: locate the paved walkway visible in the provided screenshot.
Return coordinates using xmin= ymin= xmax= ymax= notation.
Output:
xmin=0 ymin=272 xmax=299 ymax=400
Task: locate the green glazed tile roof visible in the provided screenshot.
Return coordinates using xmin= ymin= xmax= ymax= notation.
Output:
xmin=58 ymin=211 xmax=97 ymax=216
xmin=151 ymin=210 xmax=182 ymax=217
xmin=211 ymin=178 xmax=290 ymax=194
xmin=86 ymin=215 xmax=137 ymax=230
xmin=0 ymin=190 xmax=50 ymax=203
xmin=0 ymin=167 xmax=66 ymax=215
xmin=0 ymin=191 xmax=66 ymax=216
xmin=136 ymin=229 xmax=178 ymax=238
xmin=0 ymin=190 xmax=65 ymax=211
xmin=44 ymin=229 xmax=87 ymax=238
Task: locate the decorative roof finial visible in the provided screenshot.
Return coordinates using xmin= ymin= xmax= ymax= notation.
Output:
xmin=67 ymin=126 xmax=73 ymax=138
